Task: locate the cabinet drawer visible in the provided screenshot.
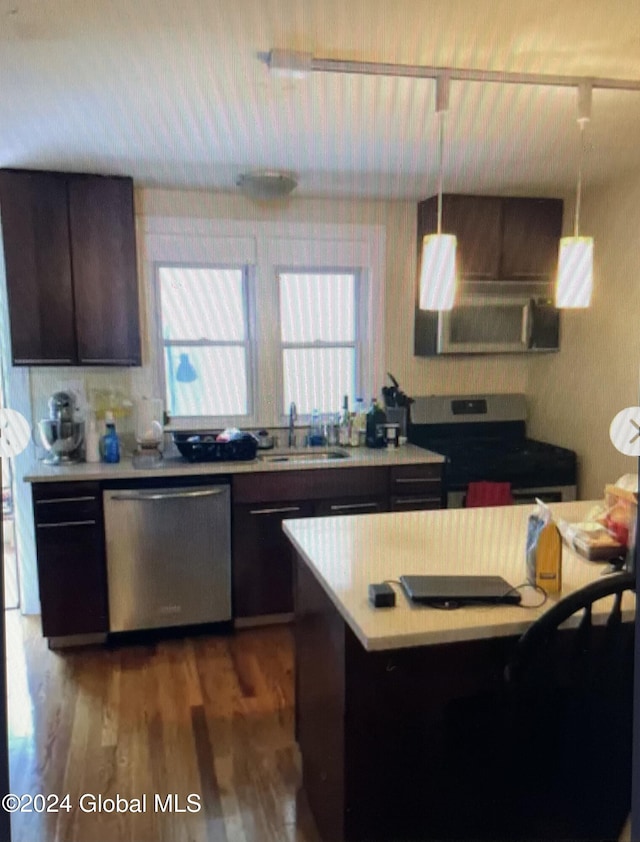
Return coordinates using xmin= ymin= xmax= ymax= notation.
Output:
xmin=390 ymin=465 xmax=442 ymax=497
xmin=390 ymin=496 xmax=442 ymax=512
xmin=33 ymin=482 xmax=101 ymax=524
xmin=315 ymin=497 xmax=388 ymax=517
xmin=233 ymin=467 xmax=388 ymax=504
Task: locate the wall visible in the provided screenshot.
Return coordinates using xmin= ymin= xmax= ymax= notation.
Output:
xmin=528 ymin=173 xmax=640 ymax=498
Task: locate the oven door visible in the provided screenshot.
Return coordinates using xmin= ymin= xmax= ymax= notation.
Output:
xmin=447 ymin=485 xmax=577 ymax=508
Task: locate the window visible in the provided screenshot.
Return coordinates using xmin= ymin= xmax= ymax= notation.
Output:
xmin=279 ymin=271 xmax=357 ymax=415
xmin=144 ymin=221 xmax=385 ymax=428
xmin=157 ymin=266 xmax=251 ymax=418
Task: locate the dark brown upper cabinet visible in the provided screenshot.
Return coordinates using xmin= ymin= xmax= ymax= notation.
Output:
xmin=0 ymin=169 xmax=141 ymax=366
xmin=416 ymin=194 xmax=563 ymax=284
xmin=500 ymin=197 xmax=564 ymax=280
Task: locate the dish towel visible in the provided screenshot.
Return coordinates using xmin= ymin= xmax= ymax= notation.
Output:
xmin=465 ymin=481 xmax=514 ymax=508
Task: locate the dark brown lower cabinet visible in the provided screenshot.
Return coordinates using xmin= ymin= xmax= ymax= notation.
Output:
xmin=295 ymin=555 xmax=517 ymax=842
xmin=232 ymin=464 xmax=441 ymax=621
xmin=32 ymin=482 xmax=108 ymax=639
xmin=232 ymin=501 xmax=314 ymax=618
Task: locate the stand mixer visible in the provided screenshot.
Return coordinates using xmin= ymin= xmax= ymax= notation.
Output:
xmin=37 ymin=391 xmax=85 ymax=464
xmin=133 ymin=398 xmax=164 ymax=468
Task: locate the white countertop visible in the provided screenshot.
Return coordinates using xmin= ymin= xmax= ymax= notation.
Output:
xmin=24 ymin=443 xmax=444 ymax=482
xmin=283 ymin=501 xmax=634 ymax=652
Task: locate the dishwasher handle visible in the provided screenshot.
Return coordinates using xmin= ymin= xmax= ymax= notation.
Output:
xmin=108 ymin=488 xmax=227 ymax=502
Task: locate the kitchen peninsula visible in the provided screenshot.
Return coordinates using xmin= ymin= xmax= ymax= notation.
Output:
xmin=284 ymin=502 xmax=634 ymax=841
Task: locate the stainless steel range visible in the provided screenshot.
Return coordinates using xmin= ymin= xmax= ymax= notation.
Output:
xmin=408 ymin=394 xmax=577 ymax=508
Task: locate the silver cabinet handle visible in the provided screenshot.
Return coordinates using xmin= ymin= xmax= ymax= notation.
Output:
xmin=37 ymin=496 xmax=97 ymax=505
xmin=109 ymin=488 xmax=227 ymax=501
xmin=393 ymin=496 xmax=440 ymax=505
xmin=330 ymin=502 xmax=380 ymax=512
xmin=394 ymin=477 xmax=439 ymax=484
xmin=249 ymin=506 xmax=302 ymax=515
xmin=79 ymin=357 xmax=138 ymax=364
xmin=37 ymin=520 xmax=97 ymax=528
xmin=14 ymin=358 xmax=74 ymax=364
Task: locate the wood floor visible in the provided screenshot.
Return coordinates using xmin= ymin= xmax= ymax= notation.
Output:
xmin=6 ymin=611 xmax=321 ymax=842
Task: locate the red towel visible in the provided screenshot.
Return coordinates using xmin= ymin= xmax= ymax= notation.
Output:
xmin=465 ymin=481 xmax=513 ymax=508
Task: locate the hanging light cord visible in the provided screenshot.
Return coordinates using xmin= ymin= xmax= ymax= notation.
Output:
xmin=574 ymin=121 xmax=585 ymax=238
xmin=436 ymin=109 xmax=445 ymax=235
xmin=573 ymin=81 xmax=592 ymax=239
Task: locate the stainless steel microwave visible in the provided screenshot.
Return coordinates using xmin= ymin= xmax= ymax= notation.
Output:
xmin=414 ymin=293 xmax=560 ymax=356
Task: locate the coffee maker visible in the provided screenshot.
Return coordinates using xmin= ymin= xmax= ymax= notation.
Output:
xmin=37 ymin=391 xmax=85 ymax=464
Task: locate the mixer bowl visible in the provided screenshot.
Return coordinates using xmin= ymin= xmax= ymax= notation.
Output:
xmin=38 ymin=419 xmax=85 ymax=463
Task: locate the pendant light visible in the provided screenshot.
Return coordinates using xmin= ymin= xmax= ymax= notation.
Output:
xmin=556 ymin=82 xmax=594 ymax=308
xmin=419 ymin=75 xmax=457 ymax=311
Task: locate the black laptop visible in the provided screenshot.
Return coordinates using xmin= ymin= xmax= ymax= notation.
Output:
xmin=400 ymin=574 xmax=522 ymax=606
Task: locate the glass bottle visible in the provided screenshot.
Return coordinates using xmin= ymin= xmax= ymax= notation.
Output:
xmin=339 ymin=395 xmax=351 ymax=446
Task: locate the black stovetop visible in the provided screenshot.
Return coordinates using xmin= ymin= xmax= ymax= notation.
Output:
xmin=408 ymin=421 xmax=577 ymax=490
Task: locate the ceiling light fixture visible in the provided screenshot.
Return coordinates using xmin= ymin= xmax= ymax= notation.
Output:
xmin=556 ymin=82 xmax=594 ymax=308
xmin=235 ymin=170 xmax=298 ymax=201
xmin=419 ymin=76 xmax=456 ymax=311
xmin=267 ymin=49 xmax=640 ymax=93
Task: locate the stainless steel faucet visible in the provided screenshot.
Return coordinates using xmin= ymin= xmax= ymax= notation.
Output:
xmin=288 ymin=402 xmax=297 ymax=447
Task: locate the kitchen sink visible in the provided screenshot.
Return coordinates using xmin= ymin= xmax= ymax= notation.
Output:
xmin=259 ymin=449 xmax=350 ymax=463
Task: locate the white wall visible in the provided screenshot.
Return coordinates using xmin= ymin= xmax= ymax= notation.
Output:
xmin=528 ymin=173 xmax=640 ymax=498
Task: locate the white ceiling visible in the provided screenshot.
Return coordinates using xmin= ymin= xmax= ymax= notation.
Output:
xmin=2 ymin=0 xmax=640 ymax=200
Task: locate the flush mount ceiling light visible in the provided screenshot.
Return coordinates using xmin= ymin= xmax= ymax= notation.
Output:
xmin=556 ymin=83 xmax=594 ymax=309
xmin=419 ymin=75 xmax=457 ymax=312
xmin=235 ymin=170 xmax=298 ymax=201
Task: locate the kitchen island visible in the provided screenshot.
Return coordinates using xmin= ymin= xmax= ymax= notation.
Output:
xmin=284 ymin=502 xmax=635 ymax=841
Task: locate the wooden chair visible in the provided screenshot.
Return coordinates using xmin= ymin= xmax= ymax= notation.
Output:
xmin=445 ymin=572 xmax=635 ymax=841
xmin=504 ymin=571 xmax=635 ymax=841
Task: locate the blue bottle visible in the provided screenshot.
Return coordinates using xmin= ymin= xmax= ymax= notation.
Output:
xmin=102 ymin=411 xmax=120 ymax=463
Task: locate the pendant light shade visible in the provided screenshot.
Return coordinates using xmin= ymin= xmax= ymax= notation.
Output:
xmin=556 ymin=83 xmax=593 ymax=309
xmin=419 ymin=234 xmax=457 ymax=310
xmin=419 ymin=75 xmax=457 ymax=312
xmin=556 ymin=236 xmax=594 ymax=308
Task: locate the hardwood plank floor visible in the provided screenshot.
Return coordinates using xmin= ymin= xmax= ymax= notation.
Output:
xmin=5 ymin=611 xmax=321 ymax=842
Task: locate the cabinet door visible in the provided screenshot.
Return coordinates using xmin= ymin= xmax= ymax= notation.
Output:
xmin=500 ymin=198 xmax=563 ymax=280
xmin=233 ymin=501 xmax=314 ymax=618
xmin=68 ymin=175 xmax=141 ymax=365
xmin=0 ymin=169 xmax=76 ymax=365
xmin=33 ymin=481 xmax=108 ymax=638
xmin=417 ymin=195 xmax=502 ymax=280
xmin=35 ymin=520 xmax=108 ymax=637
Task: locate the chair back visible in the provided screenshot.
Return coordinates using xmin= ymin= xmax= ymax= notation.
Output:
xmin=503 ymin=571 xmax=635 ymax=841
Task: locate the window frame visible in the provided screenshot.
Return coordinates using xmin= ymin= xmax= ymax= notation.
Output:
xmin=141 ymin=219 xmax=385 ymax=431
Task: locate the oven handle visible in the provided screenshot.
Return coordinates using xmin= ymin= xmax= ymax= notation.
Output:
xmin=521 ymin=300 xmax=533 ymax=347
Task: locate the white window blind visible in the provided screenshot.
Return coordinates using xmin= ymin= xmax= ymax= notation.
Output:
xmin=279 ymin=272 xmax=357 ymax=415
xmin=158 ymin=266 xmax=251 ymax=417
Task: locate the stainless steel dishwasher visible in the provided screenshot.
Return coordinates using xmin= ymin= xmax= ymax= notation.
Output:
xmin=103 ymin=483 xmax=231 ymax=632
